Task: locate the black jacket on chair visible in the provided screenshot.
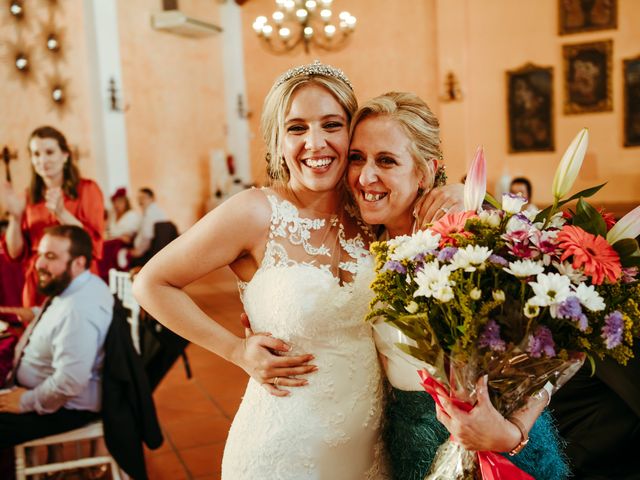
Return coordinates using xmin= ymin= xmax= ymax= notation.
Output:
xmin=102 ymin=298 xmax=163 ymax=480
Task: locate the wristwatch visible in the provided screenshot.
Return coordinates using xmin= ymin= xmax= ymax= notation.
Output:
xmin=507 ymin=417 xmax=529 ymax=456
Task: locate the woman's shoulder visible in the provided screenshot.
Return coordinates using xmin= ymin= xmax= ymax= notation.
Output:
xmin=77 ymin=178 xmax=103 ymax=194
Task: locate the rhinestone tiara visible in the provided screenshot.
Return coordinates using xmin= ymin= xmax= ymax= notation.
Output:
xmin=274 ymin=60 xmax=353 ymax=90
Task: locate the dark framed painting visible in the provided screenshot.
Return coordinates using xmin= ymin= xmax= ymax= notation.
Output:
xmin=563 ymin=40 xmax=613 ymax=114
xmin=623 ymin=55 xmax=640 ymax=147
xmin=559 ymin=0 xmax=617 ymax=35
xmin=506 ymin=64 xmax=554 ymax=153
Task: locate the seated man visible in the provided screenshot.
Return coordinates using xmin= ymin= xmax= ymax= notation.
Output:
xmin=128 ymin=187 xmax=168 ymax=263
xmin=0 ymin=225 xmax=113 ymax=449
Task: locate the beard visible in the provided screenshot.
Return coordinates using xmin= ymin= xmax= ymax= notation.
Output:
xmin=37 ymin=262 xmax=73 ymax=297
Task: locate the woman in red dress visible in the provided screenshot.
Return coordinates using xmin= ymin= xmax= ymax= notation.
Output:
xmin=1 ymin=126 xmax=105 ymax=308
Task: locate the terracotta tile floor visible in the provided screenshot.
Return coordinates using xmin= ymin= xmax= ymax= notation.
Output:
xmin=145 ymin=267 xmax=247 ymax=480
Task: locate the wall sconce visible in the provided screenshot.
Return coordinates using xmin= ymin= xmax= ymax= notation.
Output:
xmin=1 ymin=146 xmax=18 ymax=183
xmin=237 ymin=94 xmax=251 ymax=119
xmin=108 ymin=77 xmax=129 ymax=112
xmin=9 ymin=0 xmax=24 ymax=19
xmin=441 ymin=71 xmax=463 ymax=102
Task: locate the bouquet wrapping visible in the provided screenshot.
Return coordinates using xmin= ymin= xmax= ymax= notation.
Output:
xmin=367 ymin=131 xmax=640 ymax=479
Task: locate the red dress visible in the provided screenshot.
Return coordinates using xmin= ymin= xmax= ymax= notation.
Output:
xmin=3 ymin=178 xmax=105 ymax=307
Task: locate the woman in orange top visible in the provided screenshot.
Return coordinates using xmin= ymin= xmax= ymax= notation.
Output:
xmin=1 ymin=126 xmax=105 ymax=308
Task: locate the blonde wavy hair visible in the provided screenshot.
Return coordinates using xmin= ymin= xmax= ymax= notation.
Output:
xmin=349 ymin=92 xmax=441 ymax=190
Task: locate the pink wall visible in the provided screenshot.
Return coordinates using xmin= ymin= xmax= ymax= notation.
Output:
xmin=240 ymin=0 xmax=441 ymax=184
xmin=117 ymin=0 xmax=227 ymax=231
xmin=0 ymin=0 xmax=96 ymax=197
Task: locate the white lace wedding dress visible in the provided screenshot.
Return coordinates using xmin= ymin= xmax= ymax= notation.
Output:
xmin=221 ymin=190 xmax=387 ymax=479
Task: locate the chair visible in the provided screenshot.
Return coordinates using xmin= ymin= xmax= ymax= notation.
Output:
xmin=109 ymin=269 xmax=141 ymax=353
xmin=14 ymin=420 xmax=123 ymax=480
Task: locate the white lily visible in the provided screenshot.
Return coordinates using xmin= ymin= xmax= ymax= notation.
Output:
xmin=552 ymin=128 xmax=589 ymax=200
xmin=607 ymin=205 xmax=640 ymax=245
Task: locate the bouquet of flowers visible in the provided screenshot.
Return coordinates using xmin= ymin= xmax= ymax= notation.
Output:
xmin=367 ymin=129 xmax=640 ymax=479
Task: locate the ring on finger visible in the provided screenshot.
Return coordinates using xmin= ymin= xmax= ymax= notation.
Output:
xmin=273 ymin=376 xmax=280 ymax=386
xmin=438 ymin=206 xmax=450 ymax=215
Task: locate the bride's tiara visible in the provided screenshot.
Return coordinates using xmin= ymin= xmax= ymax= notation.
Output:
xmin=275 ymin=60 xmax=353 ymax=90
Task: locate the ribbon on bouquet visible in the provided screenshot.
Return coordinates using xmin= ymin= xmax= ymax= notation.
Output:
xmin=418 ymin=370 xmax=534 ymax=480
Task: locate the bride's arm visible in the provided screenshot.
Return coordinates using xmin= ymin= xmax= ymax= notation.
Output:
xmin=434 ymin=375 xmax=549 ymax=453
xmin=133 ymin=189 xmax=316 ymax=397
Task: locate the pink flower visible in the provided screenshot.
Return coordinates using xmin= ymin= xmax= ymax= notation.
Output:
xmin=557 ymin=225 xmax=622 ymax=285
xmin=430 ymin=211 xmax=476 ymax=247
xmin=464 ymin=147 xmax=486 ymax=212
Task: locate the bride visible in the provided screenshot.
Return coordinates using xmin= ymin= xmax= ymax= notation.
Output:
xmin=133 ymin=62 xmax=387 ymax=478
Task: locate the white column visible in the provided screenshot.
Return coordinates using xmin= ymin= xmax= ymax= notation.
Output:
xmin=83 ymin=0 xmax=130 ymax=198
xmin=220 ymin=1 xmax=253 ymax=184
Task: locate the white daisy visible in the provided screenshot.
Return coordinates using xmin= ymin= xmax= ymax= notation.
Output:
xmin=389 ymin=229 xmax=441 ymax=262
xmin=553 ymin=261 xmax=587 ymax=284
xmin=450 ymin=245 xmax=493 ymax=272
xmin=413 ymin=261 xmax=454 ymax=300
xmin=528 ymin=272 xmax=572 ymax=307
xmin=573 ymin=283 xmax=606 ymax=312
xmin=504 ymin=259 xmax=545 ymax=278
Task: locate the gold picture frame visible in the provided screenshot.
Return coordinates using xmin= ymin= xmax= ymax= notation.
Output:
xmin=563 ymin=40 xmax=613 ymax=114
xmin=623 ymin=55 xmax=640 ymax=147
xmin=506 ymin=63 xmax=554 ymax=153
xmin=559 ymin=0 xmax=617 ymax=35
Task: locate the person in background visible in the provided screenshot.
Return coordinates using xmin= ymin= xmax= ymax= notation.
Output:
xmin=129 ymin=188 xmax=168 ymax=261
xmin=0 ymin=226 xmax=113 ymax=477
xmin=107 ymin=187 xmax=141 ymax=244
xmin=509 ymin=176 xmax=538 ymax=211
xmin=0 ymin=126 xmax=105 ymax=309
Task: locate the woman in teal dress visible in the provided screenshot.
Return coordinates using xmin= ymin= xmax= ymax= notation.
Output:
xmin=346 ymin=91 xmax=569 ymax=480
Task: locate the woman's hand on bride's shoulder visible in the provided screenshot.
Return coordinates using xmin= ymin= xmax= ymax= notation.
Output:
xmin=413 ymin=183 xmax=465 ymax=229
xmin=232 ymin=313 xmax=318 ymax=397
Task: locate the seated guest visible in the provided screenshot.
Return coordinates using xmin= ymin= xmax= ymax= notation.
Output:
xmin=129 ymin=188 xmax=168 ymax=261
xmin=509 ymin=176 xmax=538 ymax=211
xmin=0 ymin=225 xmax=113 ymax=449
xmin=107 ymin=187 xmax=141 ymax=244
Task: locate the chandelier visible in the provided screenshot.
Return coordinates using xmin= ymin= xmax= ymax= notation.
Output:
xmin=253 ymin=0 xmax=356 ymax=54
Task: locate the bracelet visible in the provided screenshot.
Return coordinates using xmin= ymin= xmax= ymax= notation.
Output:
xmin=507 ymin=416 xmax=529 ymax=456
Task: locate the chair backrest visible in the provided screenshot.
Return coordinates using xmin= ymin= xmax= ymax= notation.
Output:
xmin=148 ymin=221 xmax=178 ymax=258
xmin=108 ymin=269 xmax=140 ymax=353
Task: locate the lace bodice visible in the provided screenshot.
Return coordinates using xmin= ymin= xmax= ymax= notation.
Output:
xmin=222 ymin=190 xmax=388 ymax=479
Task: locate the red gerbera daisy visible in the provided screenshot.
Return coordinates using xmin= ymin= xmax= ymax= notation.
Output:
xmin=557 ymin=225 xmax=622 ymax=285
xmin=430 ymin=211 xmax=475 ymax=247
xmin=597 ymin=208 xmax=617 ymax=231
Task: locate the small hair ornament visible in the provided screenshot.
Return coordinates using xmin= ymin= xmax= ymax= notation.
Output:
xmin=275 ymin=60 xmax=353 ymax=90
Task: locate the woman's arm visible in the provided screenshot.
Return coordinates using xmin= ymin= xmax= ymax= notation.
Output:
xmin=413 ymin=183 xmax=465 ymax=228
xmin=133 ymin=189 xmax=316 ymax=397
xmin=435 ymin=375 xmax=548 ymax=452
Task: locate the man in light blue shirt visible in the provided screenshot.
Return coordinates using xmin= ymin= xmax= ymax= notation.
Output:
xmin=0 ymin=225 xmax=113 ymax=448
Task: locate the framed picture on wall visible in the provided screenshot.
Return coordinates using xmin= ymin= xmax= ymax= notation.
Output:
xmin=559 ymin=0 xmax=617 ymax=35
xmin=563 ymin=40 xmax=613 ymax=114
xmin=506 ymin=63 xmax=554 ymax=153
xmin=623 ymin=55 xmax=640 ymax=147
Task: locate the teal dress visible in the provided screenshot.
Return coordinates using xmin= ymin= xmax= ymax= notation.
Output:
xmin=385 ymin=389 xmax=570 ymax=480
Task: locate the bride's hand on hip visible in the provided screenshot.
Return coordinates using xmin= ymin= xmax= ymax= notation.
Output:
xmin=234 ymin=313 xmax=317 ymax=397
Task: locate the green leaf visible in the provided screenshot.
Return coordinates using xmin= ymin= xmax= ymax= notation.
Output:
xmin=612 ymin=239 xmax=640 ymax=258
xmin=587 ymin=355 xmax=596 ymax=376
xmin=484 ymin=192 xmax=501 ymax=210
xmin=621 ymin=255 xmax=640 ymax=268
xmin=572 ymin=198 xmax=607 ymax=237
xmin=534 ymin=183 xmax=606 ymax=223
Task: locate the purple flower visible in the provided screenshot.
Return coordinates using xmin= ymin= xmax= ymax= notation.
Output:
xmin=437 ymin=247 xmax=458 ymax=263
xmin=478 ymin=320 xmax=506 ymax=352
xmin=557 ymin=296 xmax=589 ymax=332
xmin=383 ymin=260 xmax=406 ymax=274
xmin=601 ymin=311 xmax=624 ymax=349
xmin=527 ymin=325 xmax=556 ymax=358
xmin=488 ymin=254 xmax=508 ymax=267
